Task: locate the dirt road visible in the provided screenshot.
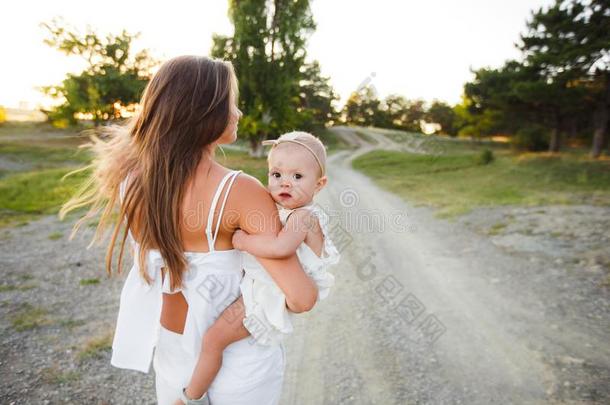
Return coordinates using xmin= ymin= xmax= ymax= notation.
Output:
xmin=0 ymin=127 xmax=608 ymax=404
xmin=279 ymin=127 xmax=609 ymax=404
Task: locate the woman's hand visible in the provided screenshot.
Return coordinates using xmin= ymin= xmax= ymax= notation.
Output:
xmin=232 ymin=229 xmax=249 ymax=251
xmin=172 ymin=399 xmax=184 ymax=405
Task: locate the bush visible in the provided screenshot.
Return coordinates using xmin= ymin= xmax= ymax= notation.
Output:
xmin=511 ymin=125 xmax=549 ymax=151
xmin=476 ymin=148 xmax=495 ymax=165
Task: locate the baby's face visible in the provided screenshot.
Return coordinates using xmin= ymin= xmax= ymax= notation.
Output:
xmin=267 ymin=144 xmax=325 ymax=210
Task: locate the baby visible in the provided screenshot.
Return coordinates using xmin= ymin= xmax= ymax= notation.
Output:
xmin=236 ymin=131 xmax=340 ymax=345
xmin=178 ymin=131 xmax=340 ymax=404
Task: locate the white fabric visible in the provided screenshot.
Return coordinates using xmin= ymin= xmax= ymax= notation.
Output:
xmin=154 ymin=325 xmax=285 ymax=405
xmin=110 ymin=169 xmax=286 ymax=404
xmin=240 ymin=202 xmax=341 ymax=346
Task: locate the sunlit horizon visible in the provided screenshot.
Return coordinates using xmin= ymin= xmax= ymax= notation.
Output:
xmin=2 ymin=0 xmax=554 ymax=111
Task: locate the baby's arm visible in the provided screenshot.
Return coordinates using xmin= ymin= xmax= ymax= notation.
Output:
xmin=232 ymin=209 xmax=314 ymax=259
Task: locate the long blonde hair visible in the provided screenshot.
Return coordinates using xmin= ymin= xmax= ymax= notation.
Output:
xmin=59 ymin=55 xmax=239 ymax=291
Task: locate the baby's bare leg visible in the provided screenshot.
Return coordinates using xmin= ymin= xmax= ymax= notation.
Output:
xmin=185 ymin=295 xmax=250 ymax=398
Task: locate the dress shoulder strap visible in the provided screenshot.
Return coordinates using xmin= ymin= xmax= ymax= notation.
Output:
xmin=205 ymin=170 xmax=242 ymax=252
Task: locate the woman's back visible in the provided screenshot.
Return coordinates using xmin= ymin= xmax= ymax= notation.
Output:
xmin=112 ymin=164 xmax=245 ymax=364
xmin=128 ymin=161 xmax=241 ymax=254
xmin=124 ymin=162 xmax=266 ymax=335
xmin=112 ymin=164 xmax=287 ymax=404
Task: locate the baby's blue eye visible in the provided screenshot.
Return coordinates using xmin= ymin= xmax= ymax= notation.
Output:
xmin=270 ymin=172 xmax=280 ymax=178
xmin=294 ymin=174 xmax=302 ymax=180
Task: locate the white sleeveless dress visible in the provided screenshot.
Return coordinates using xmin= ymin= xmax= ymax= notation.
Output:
xmin=110 ymin=170 xmax=286 ymax=405
xmin=240 ymin=202 xmax=341 ymax=346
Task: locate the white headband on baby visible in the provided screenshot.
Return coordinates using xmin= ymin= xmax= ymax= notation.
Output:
xmin=261 ymin=133 xmax=325 ymax=176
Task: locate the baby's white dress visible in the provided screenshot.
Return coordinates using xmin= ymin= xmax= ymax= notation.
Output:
xmin=240 ymin=202 xmax=341 ymax=346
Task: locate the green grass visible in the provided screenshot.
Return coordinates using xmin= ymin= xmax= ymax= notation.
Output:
xmin=0 ymin=213 xmax=39 ymax=228
xmin=79 ymin=278 xmax=100 ymax=286
xmin=48 ymin=231 xmax=63 ymax=240
xmin=40 ymin=365 xmax=81 ymax=385
xmin=0 ymin=283 xmax=37 ymax=292
xmin=352 ymin=149 xmax=610 ymax=218
xmin=58 ymin=318 xmax=86 ymax=329
xmin=214 ymin=147 xmax=270 ymax=183
xmin=0 ymin=129 xmax=94 ymax=227
xmin=0 ymin=166 xmax=91 ymax=215
xmin=488 ymin=222 xmax=508 ymax=235
xmin=77 ymin=331 xmax=113 ymax=361
xmin=10 ymin=302 xmax=50 ymax=331
xmin=0 ymin=122 xmax=91 ymax=149
xmin=0 ymin=142 xmax=91 ymax=169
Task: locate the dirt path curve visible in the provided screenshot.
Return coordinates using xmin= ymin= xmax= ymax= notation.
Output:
xmin=279 ymin=127 xmax=609 ymax=404
xmin=337 ymin=125 xmax=433 ymax=155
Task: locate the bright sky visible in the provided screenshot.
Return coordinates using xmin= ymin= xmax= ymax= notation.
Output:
xmin=1 ymin=0 xmax=554 ymax=110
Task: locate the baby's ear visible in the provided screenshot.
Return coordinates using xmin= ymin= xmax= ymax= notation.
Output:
xmin=316 ymin=176 xmax=328 ymax=192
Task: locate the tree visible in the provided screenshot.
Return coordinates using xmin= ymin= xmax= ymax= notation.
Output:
xmin=427 ymin=100 xmax=457 ymax=135
xmin=383 ymin=95 xmax=410 ymax=129
xmin=453 ymin=94 xmax=503 ymax=140
xmin=342 ymin=86 xmax=385 ymax=127
xmin=464 ymin=59 xmax=587 ymax=150
xmin=397 ymin=98 xmax=426 ymax=133
xmin=343 ymin=90 xmax=427 ymax=133
xmin=519 ymin=0 xmax=610 ymax=157
xmin=40 ymin=18 xmax=156 ymax=126
xmin=459 ymin=0 xmax=608 ymax=153
xmin=212 ymin=0 xmax=317 ymax=156
xmin=383 ymin=95 xmax=428 ymax=132
xmin=297 ymin=60 xmax=340 ymax=131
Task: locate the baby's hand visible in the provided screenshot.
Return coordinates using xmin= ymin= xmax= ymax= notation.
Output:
xmin=232 ymin=229 xmax=249 ymax=251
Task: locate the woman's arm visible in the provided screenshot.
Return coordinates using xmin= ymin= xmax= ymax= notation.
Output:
xmin=234 ymin=175 xmax=318 ymax=313
xmin=232 ymin=209 xmax=312 ymax=259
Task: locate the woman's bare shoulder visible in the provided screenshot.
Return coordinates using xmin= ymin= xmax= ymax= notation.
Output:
xmin=230 ymin=172 xmax=280 ymax=233
xmin=234 ymin=171 xmax=264 ymax=188
xmin=232 ymin=173 xmax=270 ymax=203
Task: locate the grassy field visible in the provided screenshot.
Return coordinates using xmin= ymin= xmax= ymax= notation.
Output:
xmin=213 ymin=146 xmax=270 ymax=182
xmin=352 ymin=141 xmax=610 ymax=218
xmin=0 ymin=124 xmax=93 ymax=226
xmin=3 ymin=122 xmax=606 ymax=224
xmin=0 ymin=123 xmax=280 ymax=228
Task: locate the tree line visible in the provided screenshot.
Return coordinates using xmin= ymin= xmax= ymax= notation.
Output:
xmin=39 ymin=0 xmax=609 ymax=158
xmin=340 ymin=0 xmax=609 ymax=157
xmin=465 ymin=0 xmax=609 ymax=157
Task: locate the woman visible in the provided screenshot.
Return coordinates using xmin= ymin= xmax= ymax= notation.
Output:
xmin=59 ymin=55 xmax=318 ymax=404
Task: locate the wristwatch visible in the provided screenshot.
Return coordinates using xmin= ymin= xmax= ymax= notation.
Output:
xmin=180 ymin=387 xmax=210 ymax=405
